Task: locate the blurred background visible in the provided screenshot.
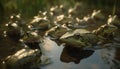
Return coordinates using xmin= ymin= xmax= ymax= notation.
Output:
xmin=0 ymin=0 xmax=120 ymax=22
xmin=0 ymin=0 xmax=120 ymax=69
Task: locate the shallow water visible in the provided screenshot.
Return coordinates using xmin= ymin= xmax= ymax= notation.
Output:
xmin=40 ymin=37 xmax=120 ymax=69
xmin=0 ymin=1 xmax=120 ymax=68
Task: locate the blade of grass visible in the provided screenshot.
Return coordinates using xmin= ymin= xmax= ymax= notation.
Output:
xmin=112 ymin=0 xmax=117 ymax=15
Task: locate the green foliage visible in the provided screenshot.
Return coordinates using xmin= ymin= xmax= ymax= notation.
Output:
xmin=0 ymin=2 xmax=4 ymax=23
xmin=0 ymin=0 xmax=76 ymax=18
xmin=0 ymin=0 xmax=119 ymax=19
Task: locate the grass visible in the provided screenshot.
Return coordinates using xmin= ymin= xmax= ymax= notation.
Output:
xmin=0 ymin=0 xmax=119 ymax=19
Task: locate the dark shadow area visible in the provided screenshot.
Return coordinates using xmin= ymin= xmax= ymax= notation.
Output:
xmin=60 ymin=46 xmax=94 ymax=64
xmin=0 ymin=2 xmax=4 ymax=23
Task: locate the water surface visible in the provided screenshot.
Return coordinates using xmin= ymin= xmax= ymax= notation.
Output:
xmin=40 ymin=37 xmax=119 ymax=69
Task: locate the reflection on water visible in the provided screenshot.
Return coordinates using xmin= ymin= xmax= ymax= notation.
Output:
xmin=40 ymin=37 xmax=114 ymax=69
xmin=101 ymin=48 xmax=120 ymax=69
xmin=60 ymin=46 xmax=94 ymax=64
xmin=0 ymin=1 xmax=120 ymax=69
